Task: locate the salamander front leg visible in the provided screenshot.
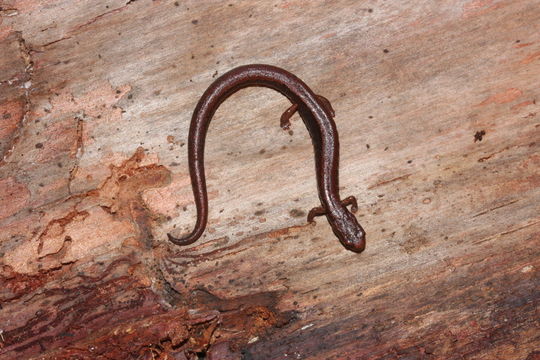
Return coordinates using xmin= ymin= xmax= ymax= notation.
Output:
xmin=307 ymin=205 xmax=326 ymax=224
xmin=280 ymin=103 xmax=298 ymax=130
xmin=341 ymin=195 xmax=358 ymax=213
xmin=307 ymin=196 xmax=357 ymax=224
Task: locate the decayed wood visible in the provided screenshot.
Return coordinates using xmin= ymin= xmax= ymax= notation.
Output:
xmin=0 ymin=0 xmax=539 ymax=359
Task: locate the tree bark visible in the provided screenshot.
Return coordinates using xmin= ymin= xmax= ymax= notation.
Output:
xmin=0 ymin=0 xmax=538 ymax=359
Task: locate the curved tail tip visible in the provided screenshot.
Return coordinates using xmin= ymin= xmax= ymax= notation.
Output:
xmin=167 ymin=232 xmax=194 ymax=246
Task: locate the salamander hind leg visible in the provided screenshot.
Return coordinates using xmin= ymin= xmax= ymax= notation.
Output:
xmin=307 ymin=205 xmax=326 ymax=224
xmin=341 ymin=196 xmax=358 ymax=213
xmin=280 ymin=103 xmax=298 ymax=130
xmin=316 ymin=94 xmax=335 ymax=118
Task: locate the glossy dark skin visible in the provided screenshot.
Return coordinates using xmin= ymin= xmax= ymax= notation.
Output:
xmin=168 ymin=64 xmax=366 ymax=253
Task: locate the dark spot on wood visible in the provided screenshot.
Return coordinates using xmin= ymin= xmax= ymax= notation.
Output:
xmin=383 ymin=49 xmax=389 ymax=53
xmin=191 ymin=19 xmax=198 ymax=25
xmin=3 ymin=112 xmax=11 ymax=119
xmin=366 ymin=144 xmax=370 ymax=149
xmin=400 ymin=225 xmax=430 ymax=254
xmin=254 ymin=209 xmax=265 ymax=216
xmin=259 ymin=149 xmax=266 ymax=154
xmin=289 ymin=209 xmax=306 ymax=218
xmin=407 ymin=159 xmax=413 ymax=163
xmin=474 ymin=130 xmax=486 ymax=142
xmin=174 ymin=1 xmax=179 ymax=6
xmin=35 ymin=143 xmax=43 ymax=148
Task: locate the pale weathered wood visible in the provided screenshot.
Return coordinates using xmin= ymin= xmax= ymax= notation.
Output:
xmin=0 ymin=0 xmax=539 ymax=359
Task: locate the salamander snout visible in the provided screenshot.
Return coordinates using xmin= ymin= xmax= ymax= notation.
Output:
xmin=341 ymin=226 xmax=366 ymax=253
xmin=331 ymin=210 xmax=366 ymax=253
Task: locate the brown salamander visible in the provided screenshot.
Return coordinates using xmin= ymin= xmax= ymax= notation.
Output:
xmin=168 ymin=64 xmax=366 ymax=253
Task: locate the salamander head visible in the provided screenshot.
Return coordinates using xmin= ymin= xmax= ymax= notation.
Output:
xmin=329 ymin=209 xmax=366 ymax=253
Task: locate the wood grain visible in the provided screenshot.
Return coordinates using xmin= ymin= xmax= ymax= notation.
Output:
xmin=0 ymin=0 xmax=539 ymax=359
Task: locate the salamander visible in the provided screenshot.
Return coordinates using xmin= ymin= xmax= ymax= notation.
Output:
xmin=168 ymin=64 xmax=366 ymax=253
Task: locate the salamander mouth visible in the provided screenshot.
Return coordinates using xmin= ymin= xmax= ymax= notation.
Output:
xmin=343 ymin=238 xmax=366 ymax=253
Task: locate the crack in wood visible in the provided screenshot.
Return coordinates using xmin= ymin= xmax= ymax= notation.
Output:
xmin=368 ymin=173 xmax=412 ymax=189
xmin=40 ymin=4 xmax=135 ymax=49
xmin=472 ymin=219 xmax=540 ymax=245
xmin=472 ymin=199 xmax=519 ymax=218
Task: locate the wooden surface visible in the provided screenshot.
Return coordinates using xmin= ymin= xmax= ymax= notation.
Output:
xmin=1 ymin=0 xmax=539 ymax=359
